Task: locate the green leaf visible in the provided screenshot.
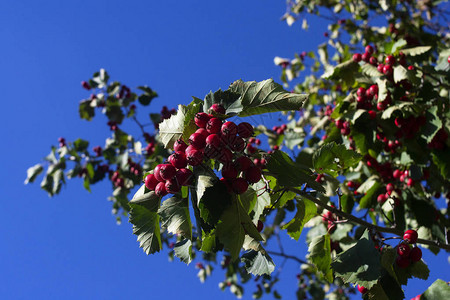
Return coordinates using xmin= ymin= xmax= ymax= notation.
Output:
xmin=380 ymin=247 xmax=397 ymax=282
xmin=432 ymin=150 xmax=450 ymax=178
xmin=322 ymin=59 xmax=359 ymax=86
xmin=401 ymin=46 xmax=432 ymax=56
xmin=381 ymin=102 xmax=413 ymax=119
xmin=137 ymin=86 xmax=158 ymax=105
xmin=359 ymin=181 xmax=381 ymax=209
xmin=228 ymin=79 xmax=308 ymax=117
xmin=158 ymin=196 xmax=192 ymax=240
xmin=25 ymin=164 xmax=44 ymax=184
xmin=376 ymin=78 xmax=388 ymax=101
xmin=331 ymin=230 xmax=382 ymax=289
xmin=422 ymin=279 xmax=450 ymax=300
xmin=73 ymin=138 xmax=89 ymax=152
xmin=284 ymin=130 xmax=305 ymax=150
xmin=216 ymin=196 xmax=263 ymax=261
xmin=266 ymin=150 xmax=325 ymax=192
xmin=308 ymin=234 xmax=333 ymax=282
xmin=241 ymin=250 xmax=275 ymax=276
xmin=361 ymin=63 xmax=381 ymax=77
xmin=409 ymin=260 xmax=430 ymax=280
xmin=130 ymin=184 xmax=161 ymax=209
xmin=390 ymin=39 xmax=407 ymax=54
xmin=282 ymin=197 xmax=317 ymax=240
xmin=421 ymin=106 xmax=442 ymax=143
xmin=129 ymin=202 xmax=162 ymax=255
xmin=202 ymin=89 xmax=242 ymax=115
xmin=393 ymin=65 xmax=409 ymax=83
xmin=200 ymin=230 xmax=217 ymax=252
xmin=79 ymin=100 xmax=95 ymax=121
xmin=173 ymin=239 xmax=193 ymax=264
xmin=313 ymin=142 xmax=362 ymax=177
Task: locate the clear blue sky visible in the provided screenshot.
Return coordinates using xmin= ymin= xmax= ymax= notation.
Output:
xmin=0 ymin=1 xmax=447 ymax=299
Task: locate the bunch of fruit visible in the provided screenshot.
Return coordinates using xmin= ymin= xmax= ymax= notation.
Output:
xmin=144 ymin=104 xmax=264 ymax=197
xmin=395 ymin=229 xmax=422 ymax=268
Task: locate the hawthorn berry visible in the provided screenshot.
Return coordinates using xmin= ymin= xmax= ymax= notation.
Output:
xmin=221 ymin=163 xmax=239 ymax=179
xmin=159 ymin=164 xmax=177 ymax=181
xmin=362 ymin=52 xmax=371 ymax=63
xmin=368 ymin=110 xmax=377 ymax=120
xmin=205 ymin=134 xmax=221 ymax=148
xmin=385 ymin=55 xmax=395 ymax=65
xmin=383 ymin=64 xmax=393 ymax=76
xmin=245 ymin=166 xmax=262 ymax=184
xmin=386 ymin=183 xmax=395 ymax=194
xmin=165 ymin=178 xmax=181 ymax=194
xmin=256 ymin=220 xmax=264 ymax=232
xmin=218 ymin=148 xmax=233 ymax=163
xmin=176 ymin=168 xmax=193 ymax=186
xmin=186 ymin=148 xmax=204 ymax=166
xmin=409 ymin=247 xmax=422 ymax=262
xmin=365 ymin=45 xmax=374 ymax=55
xmin=397 ymin=243 xmax=411 ymax=257
xmin=145 ymin=173 xmax=159 ymax=190
xmin=237 ymin=122 xmax=254 ymax=138
xmin=168 ymin=152 xmax=187 ymax=169
xmin=357 ymin=285 xmax=368 ymax=294
xmin=155 ymin=182 xmax=168 ymax=197
xmin=174 ymin=139 xmax=188 ymax=152
xmin=352 ymin=53 xmax=362 ymax=62
xmin=81 ymin=81 xmax=91 ymax=90
xmin=195 ymin=128 xmax=209 ymax=139
xmin=377 ymin=193 xmax=388 ymax=204
xmin=234 ymin=156 xmax=253 ymax=172
xmin=231 ymin=178 xmax=249 ymax=194
xmin=206 ymin=117 xmax=222 ymax=134
xmin=188 ymin=132 xmax=206 ymax=149
xmin=194 ymin=112 xmax=211 ymax=128
xmin=221 ymin=121 xmax=238 ymax=138
xmin=153 ymin=164 xmax=164 ymax=182
xmin=229 ymin=136 xmax=245 ymax=152
xmin=403 ymin=229 xmax=418 ymax=244
xmin=209 ymin=103 xmax=226 ymax=115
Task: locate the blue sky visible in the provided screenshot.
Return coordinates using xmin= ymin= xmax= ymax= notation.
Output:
xmin=0 ymin=1 xmax=447 ymax=299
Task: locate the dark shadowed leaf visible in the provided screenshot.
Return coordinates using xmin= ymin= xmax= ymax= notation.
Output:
xmin=241 ymin=250 xmax=275 ymax=276
xmin=308 ymin=234 xmax=333 ymax=282
xmin=282 ymin=197 xmax=317 ymax=240
xmin=313 ymin=142 xmax=362 ymax=177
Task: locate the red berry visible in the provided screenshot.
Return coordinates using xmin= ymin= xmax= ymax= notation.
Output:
xmin=231 ymin=178 xmax=249 ymax=194
xmin=347 ymin=181 xmax=356 ymax=188
xmin=385 ymin=55 xmax=396 ymax=65
xmin=407 ymin=178 xmax=415 ymax=187
xmin=396 ymin=256 xmax=410 ymax=268
xmin=174 ymin=139 xmax=188 ymax=152
xmin=204 ymin=144 xmax=221 ymax=159
xmin=369 ymin=56 xmax=378 ymax=66
xmin=357 ymin=87 xmax=366 ymax=97
xmin=230 ymin=136 xmax=245 ymax=152
xmin=222 ymin=163 xmax=239 ymax=179
xmin=377 ymin=193 xmax=388 ymax=204
xmin=221 ymin=121 xmax=238 ymax=138
xmin=165 ymin=178 xmax=181 ymax=194
xmin=386 ymin=183 xmax=395 ymax=194
xmin=81 ymin=81 xmax=91 ymax=90
xmin=176 ymin=168 xmax=193 ymax=186
xmin=218 ymin=148 xmax=233 ymax=163
xmin=188 ymin=132 xmax=206 ymax=149
xmin=352 ymin=53 xmax=362 ymax=62
xmin=155 ymin=182 xmax=168 ymax=197
xmin=234 ymin=156 xmax=253 ymax=172
xmin=206 ymin=117 xmax=222 ymax=134
xmin=362 ymin=52 xmax=371 ymax=63
xmin=186 ymin=148 xmax=204 ymax=166
xmin=153 ymin=164 xmax=165 ymax=182
xmin=209 ymin=103 xmax=226 ymax=115
xmin=335 ymin=119 xmax=345 ymax=129
xmin=195 ymin=128 xmax=209 ymax=139
xmin=365 ymin=45 xmax=374 ymax=55
xmin=168 ymin=152 xmax=187 ymax=169
xmin=368 ymin=110 xmax=376 ymax=120
xmin=256 ymin=220 xmax=264 ymax=232
xmin=397 ymin=243 xmax=411 ymax=257
xmin=144 ymin=173 xmax=159 ymax=190
xmin=194 ymin=112 xmax=211 ymax=128
xmin=403 ymin=229 xmax=418 ymax=244
xmin=205 ymin=134 xmax=221 ymax=148
xmin=237 ymin=122 xmax=254 ymax=138
xmin=383 ymin=65 xmax=393 ymax=76
xmin=159 ymin=164 xmax=177 ymax=180
xmin=409 ymin=247 xmax=422 ymax=262
xmin=377 ymin=63 xmax=385 ymax=73
xmin=245 ymin=166 xmax=262 ymax=184
xmin=357 ymin=285 xmax=368 ymax=294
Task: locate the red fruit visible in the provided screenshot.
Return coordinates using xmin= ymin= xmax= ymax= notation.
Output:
xmin=155 ymin=182 xmax=168 ymax=197
xmin=221 ymin=121 xmax=238 ymax=138
xmin=144 ymin=173 xmax=159 ymax=190
xmin=194 ymin=112 xmax=211 ymax=128
xmin=377 ymin=101 xmax=387 ymax=111
xmin=174 ymin=139 xmax=188 ymax=152
xmin=377 ymin=193 xmax=388 ymax=204
xmin=386 ymin=183 xmax=395 ymax=194
xmin=357 ymin=87 xmax=366 ymax=97
xmin=204 ymin=144 xmax=221 ymax=159
xmin=231 ymin=178 xmax=249 ymax=194
xmin=209 ymin=103 xmax=226 ymax=115
xmin=393 ymin=169 xmax=402 ymax=179
xmin=153 ymin=164 xmax=165 ymax=182
xmin=403 ymin=229 xmax=418 ymax=244
xmin=206 ymin=117 xmax=222 ymax=134
xmin=385 ymin=55 xmax=396 ymax=65
xmin=352 ymin=53 xmax=362 ymax=62
xmin=81 ymin=81 xmax=91 ymax=90
xmin=222 ymin=163 xmax=239 ymax=179
xmin=176 ymin=168 xmax=193 ymax=186
xmin=230 ymin=136 xmax=245 ymax=152
xmin=340 ymin=127 xmax=350 ymax=136
xmin=186 ymin=149 xmax=204 ymax=166
xmin=218 ymin=148 xmax=233 ymax=163
xmin=347 ymin=181 xmax=356 ymax=188
xmin=397 ymin=243 xmax=411 ymax=257
xmin=448 ymin=55 xmax=450 ymax=64
xmin=369 ymin=56 xmax=378 ymax=66
xmin=234 ymin=156 xmax=253 ymax=172
xmin=407 ymin=178 xmax=415 ymax=187
xmin=195 ymin=128 xmax=209 ymax=139
xmin=159 ymin=164 xmax=177 ymax=180
xmin=377 ymin=63 xmax=385 ymax=73
xmin=168 ymin=152 xmax=187 ymax=169
xmin=165 ymin=178 xmax=181 ymax=194
xmin=256 ymin=220 xmax=264 ymax=232
xmin=335 ymin=119 xmax=345 ymax=129
xmin=383 ymin=65 xmax=393 ymax=76
xmin=205 ymin=134 xmax=221 ymax=148
xmin=357 ymin=285 xmax=368 ymax=294
xmin=368 ymin=110 xmax=376 ymax=120
xmin=365 ymin=45 xmax=374 ymax=55
xmin=188 ymin=132 xmax=206 ymax=149
xmin=409 ymin=247 xmax=422 ymax=262
xmin=396 ymin=256 xmax=410 ymax=268
xmin=362 ymin=52 xmax=371 ymax=63
xmin=245 ymin=166 xmax=262 ymax=184
xmin=237 ymin=122 xmax=254 ymax=138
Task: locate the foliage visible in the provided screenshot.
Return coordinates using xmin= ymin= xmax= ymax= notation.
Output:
xmin=26 ymin=0 xmax=450 ymax=299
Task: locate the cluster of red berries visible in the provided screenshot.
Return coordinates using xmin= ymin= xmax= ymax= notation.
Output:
xmin=428 ymin=128 xmax=448 ymax=150
xmin=111 ymin=171 xmax=124 ymax=188
xmin=246 ymin=137 xmax=262 ymax=155
xmin=322 ymin=208 xmax=337 ymax=233
xmin=395 ymin=229 xmax=422 ymax=268
xmin=107 ymin=121 xmax=119 ymax=131
xmin=154 ymin=106 xmax=177 ymax=130
xmin=335 ymin=119 xmax=351 ymax=136
xmin=272 ymin=124 xmax=287 ymax=135
xmin=58 ymin=137 xmax=66 ymax=148
xmin=93 ymin=146 xmax=102 ymax=156
xmin=116 ymin=85 xmax=131 ymax=99
xmin=128 ymin=159 xmax=142 ymax=177
xmin=144 ymin=160 xmax=193 ymax=197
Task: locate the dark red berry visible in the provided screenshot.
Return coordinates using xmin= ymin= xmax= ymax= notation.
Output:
xmin=81 ymin=81 xmax=91 ymax=90
xmin=153 ymin=164 xmax=165 ymax=182
xmin=230 ymin=136 xmax=245 ymax=152
xmin=245 ymin=166 xmax=262 ymax=184
xmin=209 ymin=103 xmax=226 ymax=115
xmin=176 ymin=168 xmax=193 ymax=186
xmin=204 ymin=144 xmax=221 ymax=159
xmin=357 ymin=285 xmax=368 ymax=294
xmin=205 ymin=134 xmax=221 ymax=148
xmin=168 ymin=152 xmax=187 ymax=169
xmin=155 ymin=182 xmax=168 ymax=197
xmin=397 ymin=243 xmax=411 ymax=257
xmin=165 ymin=178 xmax=181 ymax=194
xmin=234 ymin=156 xmax=253 ymax=172
xmin=362 ymin=52 xmax=371 ymax=63
xmin=195 ymin=128 xmax=209 ymax=139
xmin=403 ymin=229 xmax=418 ymax=244
xmin=231 ymin=178 xmax=249 ymax=194
xmin=357 ymin=87 xmax=366 ymax=97
xmin=368 ymin=110 xmax=376 ymax=120
xmin=159 ymin=164 xmax=176 ymax=180
xmin=174 ymin=139 xmax=188 ymax=152
xmin=383 ymin=64 xmax=393 ymax=76
xmin=186 ymin=149 xmax=204 ymax=166
xmin=218 ymin=148 xmax=233 ymax=163
xmin=221 ymin=121 xmax=238 ymax=138
xmin=194 ymin=112 xmax=211 ymax=128
xmin=409 ymin=247 xmax=422 ymax=262
xmin=365 ymin=45 xmax=374 ymax=55
xmin=385 ymin=55 xmax=396 ymax=65
xmin=377 ymin=193 xmax=388 ymax=204
xmin=188 ymin=132 xmax=206 ymax=149
xmin=145 ymin=173 xmax=159 ymax=190
xmin=206 ymin=117 xmax=222 ymax=134
xmin=352 ymin=53 xmax=362 ymax=62
xmin=396 ymin=256 xmax=410 ymax=268
xmin=222 ymin=163 xmax=238 ymax=179
xmin=237 ymin=122 xmax=254 ymax=138
xmin=256 ymin=220 xmax=264 ymax=232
